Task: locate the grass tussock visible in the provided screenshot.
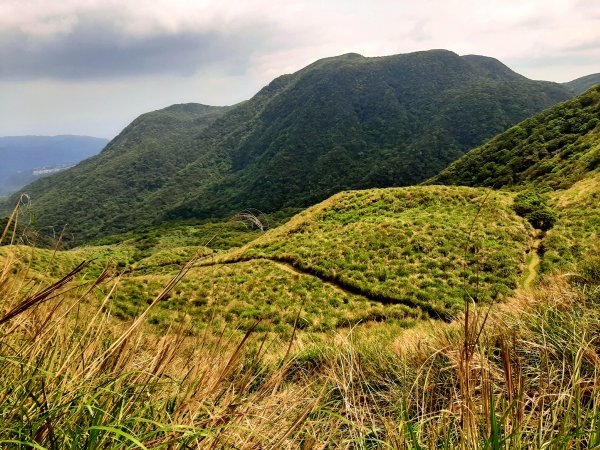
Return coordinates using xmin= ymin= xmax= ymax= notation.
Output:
xmin=230 ymin=186 xmax=530 ymax=316
xmin=1 ymin=200 xmax=600 ymax=448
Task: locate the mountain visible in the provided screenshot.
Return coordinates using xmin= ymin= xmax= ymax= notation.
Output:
xmin=563 ymin=73 xmax=600 ymax=95
xmin=0 ymin=135 xmax=108 ymax=195
xmin=1 ymin=104 xmax=229 ymax=227
xmin=7 ymin=50 xmax=573 ymax=240
xmin=429 ymin=85 xmax=600 ymax=189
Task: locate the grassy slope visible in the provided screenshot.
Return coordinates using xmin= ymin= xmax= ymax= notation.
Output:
xmin=118 ymin=260 xmax=423 ymax=334
xmin=1 ymin=185 xmax=531 ymax=332
xmin=543 ymin=172 xmax=600 ymax=272
xmin=215 ymin=186 xmax=530 ymax=318
xmin=2 ymin=213 xmax=600 ymax=448
xmin=429 ymin=86 xmax=600 ymax=278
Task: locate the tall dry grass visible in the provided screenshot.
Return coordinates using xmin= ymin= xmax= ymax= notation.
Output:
xmin=1 ymin=200 xmax=599 ymax=448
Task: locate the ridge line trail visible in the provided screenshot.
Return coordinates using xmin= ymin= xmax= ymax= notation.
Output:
xmin=269 ymin=260 xmax=350 ymax=297
xmin=523 ymin=237 xmax=542 ymax=291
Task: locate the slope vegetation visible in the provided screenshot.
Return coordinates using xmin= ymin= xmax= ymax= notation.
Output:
xmin=563 ymin=73 xmax=600 ymax=95
xmin=9 ymin=50 xmax=571 ymax=240
xmin=430 ymin=85 xmax=600 ymax=189
xmin=220 ymin=186 xmax=529 ymax=317
xmin=1 ymin=185 xmax=531 ymax=332
xmin=543 ymin=173 xmax=600 ymax=272
xmin=430 ymin=86 xmax=600 ymax=278
xmin=4 ymin=104 xmax=228 ymax=238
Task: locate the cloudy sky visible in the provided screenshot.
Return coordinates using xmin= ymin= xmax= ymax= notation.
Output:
xmin=1 ymin=0 xmax=599 ymax=139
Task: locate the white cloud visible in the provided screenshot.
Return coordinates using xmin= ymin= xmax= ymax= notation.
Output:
xmin=0 ymin=0 xmax=598 ymax=136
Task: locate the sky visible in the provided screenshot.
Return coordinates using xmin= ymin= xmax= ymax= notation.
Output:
xmin=1 ymin=0 xmax=599 ymax=139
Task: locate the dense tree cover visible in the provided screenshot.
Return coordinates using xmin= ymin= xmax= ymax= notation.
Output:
xmin=430 ymin=85 xmax=600 ymax=189
xmin=2 ymin=104 xmax=229 ymax=238
xmin=4 ymin=50 xmax=572 ymax=241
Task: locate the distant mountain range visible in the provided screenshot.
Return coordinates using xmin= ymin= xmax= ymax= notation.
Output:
xmin=0 ymin=135 xmax=108 ymax=195
xmin=3 ymin=50 xmax=580 ymax=239
xmin=563 ymin=73 xmax=600 ymax=95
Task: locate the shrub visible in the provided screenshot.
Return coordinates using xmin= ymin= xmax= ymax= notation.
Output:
xmin=513 ymin=190 xmax=557 ymax=230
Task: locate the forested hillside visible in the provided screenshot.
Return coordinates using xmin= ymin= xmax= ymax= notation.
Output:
xmin=6 ymin=50 xmax=572 ymax=240
xmin=563 ymin=73 xmax=600 ymax=95
xmin=430 ymin=85 xmax=600 ymax=189
xmin=2 ymin=104 xmax=228 ymax=233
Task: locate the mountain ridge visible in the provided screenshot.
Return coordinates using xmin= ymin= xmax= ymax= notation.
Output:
xmin=428 ymin=85 xmax=600 ymax=189
xmin=5 ymin=49 xmax=573 ymax=240
xmin=563 ymin=73 xmax=600 ymax=95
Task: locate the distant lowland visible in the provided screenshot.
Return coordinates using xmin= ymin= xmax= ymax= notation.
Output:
xmin=0 ymin=135 xmax=108 ymax=196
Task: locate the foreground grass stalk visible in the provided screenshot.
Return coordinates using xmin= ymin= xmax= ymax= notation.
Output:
xmin=1 ymin=221 xmax=599 ymax=447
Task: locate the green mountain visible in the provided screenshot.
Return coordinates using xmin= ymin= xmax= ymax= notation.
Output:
xmin=0 ymin=135 xmax=107 ymax=195
xmin=2 ymin=104 xmax=229 ymax=235
xmin=429 ymin=85 xmax=600 ymax=189
xmin=563 ymin=73 xmax=600 ymax=95
xmin=7 ymin=50 xmax=572 ymax=240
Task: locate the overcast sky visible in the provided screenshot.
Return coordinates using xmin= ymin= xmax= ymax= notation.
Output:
xmin=1 ymin=0 xmax=599 ymax=139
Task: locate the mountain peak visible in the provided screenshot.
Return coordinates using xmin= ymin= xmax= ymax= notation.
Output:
xmin=6 ymin=50 xmax=574 ymax=240
xmin=460 ymin=54 xmax=525 ymax=81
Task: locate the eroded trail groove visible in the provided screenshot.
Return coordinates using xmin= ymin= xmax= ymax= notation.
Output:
xmin=523 ymin=239 xmax=542 ymax=291
xmin=198 ymin=256 xmax=452 ymax=321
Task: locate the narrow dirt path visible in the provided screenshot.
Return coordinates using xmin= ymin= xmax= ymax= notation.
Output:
xmin=270 ymin=260 xmax=350 ymax=297
xmin=523 ymin=239 xmax=541 ymax=291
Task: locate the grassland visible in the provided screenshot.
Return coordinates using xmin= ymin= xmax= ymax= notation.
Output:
xmin=222 ymin=186 xmax=531 ymax=318
xmin=1 ymin=185 xmax=534 ymax=335
xmin=114 ymin=259 xmax=423 ymax=334
xmin=1 ymin=209 xmax=600 ymax=448
xmin=542 ymin=170 xmax=600 ymax=272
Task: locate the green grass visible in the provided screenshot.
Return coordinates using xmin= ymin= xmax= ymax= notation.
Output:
xmin=223 ymin=186 xmax=530 ymax=317
xmin=2 ymin=185 xmax=533 ymax=330
xmin=112 ymin=259 xmax=423 ymax=334
xmin=542 ymin=171 xmax=600 ymax=272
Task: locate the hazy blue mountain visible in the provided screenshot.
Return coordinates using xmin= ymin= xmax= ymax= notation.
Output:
xmin=0 ymin=135 xmax=108 ymax=195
